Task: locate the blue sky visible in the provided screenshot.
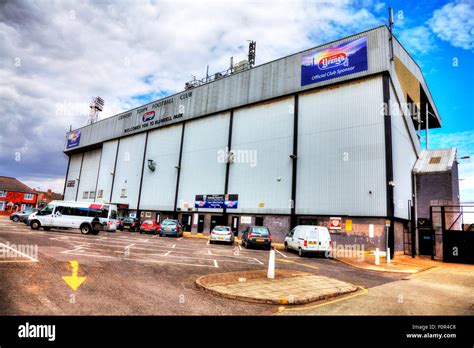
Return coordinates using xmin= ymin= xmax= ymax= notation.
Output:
xmin=0 ymin=0 xmax=473 ymax=200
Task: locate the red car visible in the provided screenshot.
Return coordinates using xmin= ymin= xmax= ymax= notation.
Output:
xmin=139 ymin=220 xmax=161 ymax=234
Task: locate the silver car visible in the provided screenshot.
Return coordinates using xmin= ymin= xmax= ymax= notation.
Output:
xmin=209 ymin=226 xmax=234 ymax=244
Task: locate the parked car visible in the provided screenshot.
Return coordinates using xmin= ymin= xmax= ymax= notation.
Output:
xmin=140 ymin=219 xmax=160 ymax=234
xmin=122 ymin=218 xmax=140 ymax=232
xmin=209 ymin=226 xmax=234 ymax=244
xmin=284 ymin=225 xmax=332 ymax=257
xmin=241 ymin=226 xmax=272 ymax=250
xmin=160 ymin=219 xmax=183 ymax=237
xmin=10 ymin=209 xmax=39 ymax=223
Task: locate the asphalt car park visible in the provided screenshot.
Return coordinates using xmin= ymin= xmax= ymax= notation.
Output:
xmin=0 ymin=216 xmax=404 ymax=315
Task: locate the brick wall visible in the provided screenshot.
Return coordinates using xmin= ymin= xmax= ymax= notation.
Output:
xmin=416 ymin=172 xmax=453 ymax=219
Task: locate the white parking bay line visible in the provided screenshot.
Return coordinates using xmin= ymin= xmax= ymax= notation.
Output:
xmin=164 ymin=251 xmax=172 ymax=256
xmin=253 ymin=258 xmax=264 ymax=265
xmin=171 ymin=244 xmax=176 ymax=249
xmin=275 ymin=249 xmax=288 ymax=258
xmin=125 ymin=244 xmax=135 ymax=249
xmin=177 ymin=237 xmax=183 ymax=240
xmin=0 ymin=242 xmax=38 ymax=262
xmin=214 ymin=260 xmax=218 ymax=268
xmin=207 ymin=250 xmax=212 ymax=255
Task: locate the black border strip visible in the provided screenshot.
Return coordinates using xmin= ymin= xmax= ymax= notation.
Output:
xmin=222 ymin=110 xmax=234 ymax=222
xmin=136 ymin=131 xmax=149 ymax=216
xmin=290 ymin=94 xmax=299 ymax=228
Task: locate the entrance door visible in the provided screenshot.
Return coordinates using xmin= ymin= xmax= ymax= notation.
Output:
xmin=210 ymin=215 xmax=223 ymax=231
xmin=231 ymin=216 xmax=239 ymax=236
xmin=197 ymin=215 xmax=205 ymax=233
xmin=418 ymin=229 xmax=433 ymax=256
xmin=255 ymin=216 xmax=264 ymax=226
xmin=181 ymin=214 xmax=192 ymax=232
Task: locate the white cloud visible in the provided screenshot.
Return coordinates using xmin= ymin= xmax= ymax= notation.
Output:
xmin=428 ymin=0 xmax=474 ymax=50
xmin=22 ymin=177 xmax=65 ymax=194
xmin=397 ymin=25 xmax=435 ymax=55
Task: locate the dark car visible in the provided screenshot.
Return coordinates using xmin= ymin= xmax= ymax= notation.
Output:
xmin=241 ymin=226 xmax=272 ymax=250
xmin=10 ymin=209 xmax=39 ymax=223
xmin=121 ymin=218 xmax=140 ymax=232
xmin=160 ymin=219 xmax=183 ymax=237
xmin=116 ymin=218 xmax=124 ymax=231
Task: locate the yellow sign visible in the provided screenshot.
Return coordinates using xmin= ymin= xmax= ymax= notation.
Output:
xmin=345 ymin=219 xmax=352 ymax=231
xmin=258 ymin=202 xmax=265 ymax=207
xmin=62 ymin=260 xmax=86 ymax=291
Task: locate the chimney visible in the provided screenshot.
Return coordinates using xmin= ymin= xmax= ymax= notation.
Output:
xmin=47 ymin=189 xmax=52 ymax=194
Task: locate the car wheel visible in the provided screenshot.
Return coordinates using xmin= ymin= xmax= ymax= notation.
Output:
xmin=298 ymin=248 xmax=305 ymax=257
xmin=284 ymin=242 xmax=289 ymax=251
xmin=80 ymin=224 xmax=91 ymax=235
xmin=30 ymin=220 xmax=40 ymax=230
xmin=12 ymin=216 xmax=19 ymax=222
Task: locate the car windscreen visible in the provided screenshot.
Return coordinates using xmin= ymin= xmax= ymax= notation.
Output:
xmin=123 ymin=218 xmax=133 ymax=223
xmin=214 ymin=226 xmax=230 ymax=231
xmin=162 ymin=220 xmax=177 ymax=226
xmin=251 ymin=227 xmax=269 ymax=236
xmin=143 ymin=220 xmax=153 ymax=225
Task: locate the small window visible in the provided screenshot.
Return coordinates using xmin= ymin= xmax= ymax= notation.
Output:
xmin=82 ymin=191 xmax=89 ymax=199
xmin=89 ymin=191 xmax=95 ymax=199
xmin=97 ymin=190 xmax=103 ymax=198
xmin=429 ymin=157 xmax=441 ymax=164
xmin=0 ymin=201 xmax=5 ymax=211
xmin=0 ymin=190 xmax=7 ymax=198
xmin=120 ymin=189 xmax=127 ymax=198
xmin=24 ymin=193 xmax=34 ymax=200
xmin=145 ymin=212 xmax=151 ymax=218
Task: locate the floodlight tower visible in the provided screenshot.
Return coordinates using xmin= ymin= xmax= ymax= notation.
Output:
xmin=88 ymin=96 xmax=105 ymax=124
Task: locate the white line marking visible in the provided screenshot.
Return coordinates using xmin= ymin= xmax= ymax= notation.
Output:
xmin=253 ymin=257 xmax=264 ymax=265
xmin=142 ymin=239 xmax=149 ymax=243
xmin=275 ymin=249 xmax=288 ymax=258
xmin=164 ymin=251 xmax=172 ymax=256
xmin=125 ymin=243 xmax=135 ymax=249
xmin=238 ymin=244 xmax=242 ymax=250
xmin=214 ymin=260 xmax=218 ymax=268
xmin=171 ymin=244 xmax=176 ymax=249
xmin=177 ymin=237 xmax=183 ymax=240
xmin=206 ymin=240 xmax=210 ymax=245
xmin=207 ymin=250 xmax=212 ymax=255
xmin=0 ymin=243 xmax=38 ymax=262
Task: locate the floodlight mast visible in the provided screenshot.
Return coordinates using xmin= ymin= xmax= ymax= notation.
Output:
xmin=88 ymin=96 xmax=105 ymax=124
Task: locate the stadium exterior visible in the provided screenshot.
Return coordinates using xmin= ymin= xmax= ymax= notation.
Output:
xmin=62 ymin=26 xmax=442 ymax=253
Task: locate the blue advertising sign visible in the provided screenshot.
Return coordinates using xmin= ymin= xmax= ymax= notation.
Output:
xmin=195 ymin=194 xmax=238 ymax=209
xmin=301 ymin=36 xmax=368 ymax=86
xmin=66 ymin=130 xmax=81 ymax=149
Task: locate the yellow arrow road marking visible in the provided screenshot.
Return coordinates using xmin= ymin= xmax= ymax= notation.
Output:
xmin=62 ymin=260 xmax=86 ymax=291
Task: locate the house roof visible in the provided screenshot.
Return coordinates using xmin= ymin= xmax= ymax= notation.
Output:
xmin=37 ymin=190 xmax=64 ymax=201
xmin=0 ymin=176 xmax=36 ymax=194
xmin=413 ymin=148 xmax=457 ymax=174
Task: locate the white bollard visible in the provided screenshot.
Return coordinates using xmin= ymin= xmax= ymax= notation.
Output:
xmin=375 ymin=248 xmax=380 ymax=265
xmin=267 ymin=249 xmax=275 ymax=279
xmin=387 ymin=248 xmax=391 ymax=264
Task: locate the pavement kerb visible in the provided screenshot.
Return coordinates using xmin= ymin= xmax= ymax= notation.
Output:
xmin=195 ymin=270 xmax=358 ymax=305
xmin=333 ymin=256 xmax=434 ymax=274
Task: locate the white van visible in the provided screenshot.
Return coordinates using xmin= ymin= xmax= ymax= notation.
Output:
xmin=27 ymin=201 xmax=118 ymax=235
xmin=284 ymin=225 xmax=332 ymax=257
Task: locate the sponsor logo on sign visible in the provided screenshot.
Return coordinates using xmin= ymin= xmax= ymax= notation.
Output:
xmin=142 ymin=110 xmax=155 ymax=122
xmin=318 ymin=52 xmax=349 ymax=70
xmin=66 ymin=130 xmax=81 ymax=149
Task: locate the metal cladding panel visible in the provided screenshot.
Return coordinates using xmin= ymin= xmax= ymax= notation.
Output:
xmin=64 ymin=154 xmax=83 ymax=201
xmin=65 ymin=26 xmax=390 ymax=152
xmin=95 ymin=140 xmax=118 ymax=203
xmin=228 ymin=98 xmax=294 ymax=214
xmin=76 ymin=149 xmax=101 ymax=202
xmin=111 ymin=133 xmax=146 ymax=209
xmin=390 ymin=85 xmax=417 ymax=219
xmin=177 ymin=113 xmax=229 ymax=212
xmin=139 ymin=124 xmax=182 ymax=211
xmin=296 ymin=76 xmax=387 ymax=216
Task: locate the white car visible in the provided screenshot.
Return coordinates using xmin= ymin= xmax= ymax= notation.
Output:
xmin=284 ymin=225 xmax=332 ymax=257
xmin=27 ymin=201 xmax=118 ymax=235
xmin=209 ymin=226 xmax=234 ymax=244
